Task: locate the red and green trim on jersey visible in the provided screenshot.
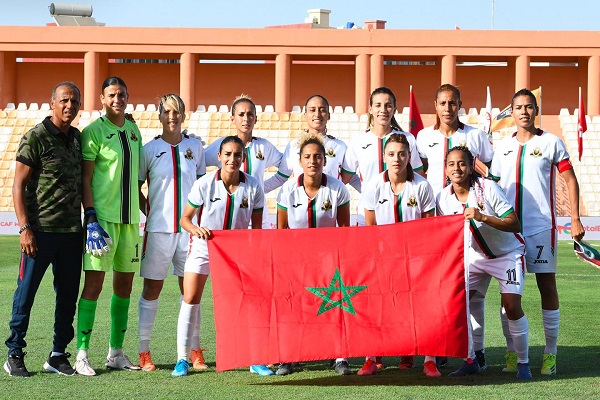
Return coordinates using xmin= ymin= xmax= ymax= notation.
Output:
xmin=297 ymin=173 xmax=327 ymax=228
xmin=243 ymin=147 xmax=252 ymax=176
xmin=172 ymin=145 xmax=183 ymax=232
xmin=383 ymin=171 xmax=404 ymax=223
xmin=216 ymin=169 xmax=247 ymax=230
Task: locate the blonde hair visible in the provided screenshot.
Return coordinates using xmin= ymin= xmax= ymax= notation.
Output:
xmin=297 ymin=131 xmax=325 ymax=155
xmin=158 ymin=93 xmax=185 ymax=115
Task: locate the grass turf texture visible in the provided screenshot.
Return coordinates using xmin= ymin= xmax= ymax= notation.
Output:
xmin=0 ymin=236 xmax=599 ymax=399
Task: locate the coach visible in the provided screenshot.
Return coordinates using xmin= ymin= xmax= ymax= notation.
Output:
xmin=4 ymin=82 xmax=83 ymax=377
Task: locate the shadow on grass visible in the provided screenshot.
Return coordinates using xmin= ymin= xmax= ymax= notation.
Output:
xmin=243 ymin=345 xmax=600 ymax=387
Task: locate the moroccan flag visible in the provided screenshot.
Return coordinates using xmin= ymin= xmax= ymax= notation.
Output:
xmin=490 ymin=87 xmax=541 ymax=132
xmin=578 ymin=87 xmax=587 ymax=161
xmin=208 ymin=215 xmax=468 ymax=372
xmin=574 ymin=240 xmax=600 ymax=269
xmin=408 ymin=86 xmax=424 ymax=137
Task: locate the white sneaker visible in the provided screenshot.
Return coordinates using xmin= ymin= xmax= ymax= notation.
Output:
xmin=74 ymin=357 xmax=96 ymax=376
xmin=105 ymin=353 xmax=141 ymax=371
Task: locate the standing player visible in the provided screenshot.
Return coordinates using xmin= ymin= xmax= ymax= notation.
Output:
xmin=416 ymin=83 xmax=494 ymax=369
xmin=75 ymin=76 xmax=142 ymax=376
xmin=264 ymin=95 xmax=348 ymax=193
xmin=4 ymin=82 xmax=82 ymax=377
xmin=137 ymin=94 xmax=206 ymax=372
xmin=205 ymin=95 xmax=282 ymax=228
xmin=275 ymin=132 xmax=351 ymax=376
xmin=172 ymin=136 xmax=264 ymax=377
xmin=438 ymin=146 xmax=531 ymax=380
xmin=341 ymin=87 xmax=423 ymax=225
xmin=358 ymin=133 xmax=436 ymax=377
xmin=490 ymin=89 xmax=584 ymax=376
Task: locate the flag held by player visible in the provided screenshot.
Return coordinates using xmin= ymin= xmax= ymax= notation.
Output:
xmin=490 ymin=87 xmax=541 ymax=132
xmin=208 ymin=215 xmax=468 ymax=371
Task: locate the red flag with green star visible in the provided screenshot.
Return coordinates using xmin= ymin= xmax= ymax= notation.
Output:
xmin=409 ymin=86 xmax=424 ymax=137
xmin=208 ymin=214 xmax=467 ymax=372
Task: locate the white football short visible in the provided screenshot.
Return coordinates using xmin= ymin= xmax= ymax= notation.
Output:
xmin=524 ymin=229 xmax=558 ymax=273
xmin=140 ymin=232 xmax=190 ymax=280
xmin=468 ymin=247 xmax=525 ymax=295
xmin=184 ymin=236 xmax=210 ymax=275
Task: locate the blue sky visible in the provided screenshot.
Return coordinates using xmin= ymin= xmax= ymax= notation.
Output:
xmin=1 ymin=0 xmax=599 ymax=30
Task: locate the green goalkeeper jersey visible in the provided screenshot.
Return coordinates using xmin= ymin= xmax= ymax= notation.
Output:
xmin=82 ymin=116 xmax=142 ymax=224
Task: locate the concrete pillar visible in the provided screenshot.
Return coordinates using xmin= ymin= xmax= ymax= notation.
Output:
xmin=515 ymin=55 xmax=530 ymax=92
xmin=0 ymin=51 xmax=16 ymax=108
xmin=275 ymin=53 xmax=291 ymax=112
xmin=83 ymin=51 xmax=104 ymax=111
xmin=355 ymin=53 xmax=369 ymax=114
xmin=588 ymin=55 xmax=600 ymax=116
xmin=370 ymin=54 xmax=384 ymax=92
xmin=180 ymin=53 xmax=197 ymax=112
xmin=440 ymin=55 xmax=456 ymax=85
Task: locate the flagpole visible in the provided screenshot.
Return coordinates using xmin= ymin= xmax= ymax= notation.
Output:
xmin=491 ymin=0 xmax=495 ymax=30
xmin=539 ymin=86 xmax=542 ymax=129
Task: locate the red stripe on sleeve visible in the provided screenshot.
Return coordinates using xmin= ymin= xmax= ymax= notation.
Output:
xmin=557 ymin=159 xmax=573 ymax=173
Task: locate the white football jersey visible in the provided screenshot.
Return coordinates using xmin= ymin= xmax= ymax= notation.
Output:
xmin=490 ymin=130 xmax=572 ymax=236
xmin=276 ymin=134 xmax=348 ymax=180
xmin=277 ymin=173 xmax=350 ymax=228
xmin=187 ymin=169 xmax=264 ymax=263
xmin=436 ymin=177 xmax=525 ymax=258
xmin=342 ymin=129 xmax=423 ymax=187
xmin=416 ymin=123 xmax=494 ymax=195
xmin=362 ymin=172 xmax=435 ymax=224
xmin=204 ymin=136 xmax=282 ymax=187
xmin=140 ymin=134 xmax=206 ymax=233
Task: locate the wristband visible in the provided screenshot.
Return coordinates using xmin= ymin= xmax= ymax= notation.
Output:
xmin=19 ymin=223 xmax=31 ymax=234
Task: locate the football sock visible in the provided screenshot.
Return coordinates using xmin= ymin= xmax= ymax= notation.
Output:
xmin=77 ymin=298 xmax=97 ymax=351
xmin=542 ymin=308 xmax=560 ymax=354
xmin=110 ymin=294 xmax=130 ymax=349
xmin=470 ymin=296 xmax=485 ymax=352
xmin=508 ymin=315 xmax=529 ymax=364
xmin=138 ymin=296 xmax=158 ymax=353
xmin=424 ymin=356 xmax=436 ymax=364
xmin=177 ymin=301 xmax=199 ymax=361
xmin=191 ymin=305 xmax=202 ymax=351
xmin=500 ymin=306 xmax=515 ymax=352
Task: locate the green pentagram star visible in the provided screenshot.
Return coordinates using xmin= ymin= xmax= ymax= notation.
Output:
xmin=306 ymin=269 xmax=367 ymax=315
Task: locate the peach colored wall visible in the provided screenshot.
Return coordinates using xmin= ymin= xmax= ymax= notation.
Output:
xmin=385 ymin=65 xmax=440 ymax=113
xmin=290 ymin=64 xmax=355 ymax=108
xmin=16 ymin=62 xmax=83 ymax=102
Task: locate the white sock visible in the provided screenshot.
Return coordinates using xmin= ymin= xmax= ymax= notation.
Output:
xmin=508 ymin=315 xmax=529 ymax=364
xmin=76 ymin=349 xmax=88 ymax=360
xmin=177 ymin=301 xmax=199 ymax=361
xmin=424 ymin=356 xmax=436 ymax=363
xmin=108 ymin=347 xmax=123 ymax=358
xmin=191 ymin=305 xmax=202 ymax=351
xmin=138 ymin=296 xmax=159 ymax=353
xmin=335 ymin=358 xmax=346 ymax=362
xmin=542 ymin=308 xmax=560 ymax=355
xmin=501 ymin=306 xmax=515 ymax=352
xmin=470 ymin=296 xmax=485 ymax=352
xmin=366 ymin=356 xmax=376 ymax=362
xmin=51 ymin=351 xmax=63 ymax=357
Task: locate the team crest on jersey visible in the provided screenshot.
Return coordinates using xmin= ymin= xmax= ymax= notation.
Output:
xmin=530 ymin=147 xmax=542 ymax=157
xmin=477 ymin=201 xmax=485 ymax=211
xmin=255 ymin=149 xmax=264 ymax=160
xmin=240 ymin=196 xmax=249 ymax=209
xmin=130 ymin=130 xmax=139 ymax=141
xmin=321 ymin=198 xmax=332 ymax=211
xmin=185 ymin=147 xmax=194 ymax=160
xmin=326 ymin=147 xmax=336 ymax=157
xmin=406 ymin=195 xmax=418 ymax=208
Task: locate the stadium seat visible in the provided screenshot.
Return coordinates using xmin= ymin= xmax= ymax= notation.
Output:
xmin=291 ymin=105 xmax=302 ymax=113
xmin=264 ymin=105 xmax=274 ymax=113
xmin=135 ymin=104 xmax=145 ymax=112
xmin=196 ymin=105 xmax=206 ymax=112
xmin=17 ymin=103 xmax=27 ymax=111
xmin=218 ymin=105 xmax=229 ymax=113
xmin=146 ymin=104 xmax=157 ymax=112
xmin=125 ymin=104 xmax=134 ymax=113
xmin=40 ymin=103 xmax=50 ymax=111
xmin=5 ymin=103 xmax=16 ymax=111
xmin=255 ymin=105 xmax=263 ymax=113
xmin=333 ymin=106 xmax=343 ymax=114
xmin=207 ymin=105 xmax=218 ymax=113
xmin=28 ymin=103 xmax=39 ymax=111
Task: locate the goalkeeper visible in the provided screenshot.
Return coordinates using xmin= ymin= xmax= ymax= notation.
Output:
xmin=74 ymin=76 xmax=142 ymax=376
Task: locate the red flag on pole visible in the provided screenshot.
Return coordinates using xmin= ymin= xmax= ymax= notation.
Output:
xmin=578 ymin=87 xmax=587 ymax=161
xmin=208 ymin=215 xmax=468 ymax=372
xmin=409 ymin=86 xmax=424 ymax=137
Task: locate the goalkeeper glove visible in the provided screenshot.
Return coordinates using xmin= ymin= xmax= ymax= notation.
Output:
xmin=84 ymin=208 xmax=113 ymax=257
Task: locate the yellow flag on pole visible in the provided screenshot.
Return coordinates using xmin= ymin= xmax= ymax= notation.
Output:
xmin=490 ymin=87 xmax=541 ymax=132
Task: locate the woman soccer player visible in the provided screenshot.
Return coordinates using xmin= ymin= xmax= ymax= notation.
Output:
xmin=76 ymin=76 xmax=142 ymax=376
xmin=172 ymin=136 xmax=264 ymax=377
xmin=415 ymin=83 xmax=495 ymax=370
xmin=490 ymin=89 xmax=584 ymax=376
xmin=358 ymin=133 xmax=436 ymax=377
xmin=341 ymin=87 xmax=423 ymax=225
xmin=264 ymin=94 xmax=349 ymax=194
xmin=275 ymin=132 xmax=351 ymax=376
xmin=137 ymin=94 xmax=206 ymax=372
xmin=205 ymin=95 xmax=282 ymax=228
xmin=438 ymin=146 xmax=531 ymax=380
